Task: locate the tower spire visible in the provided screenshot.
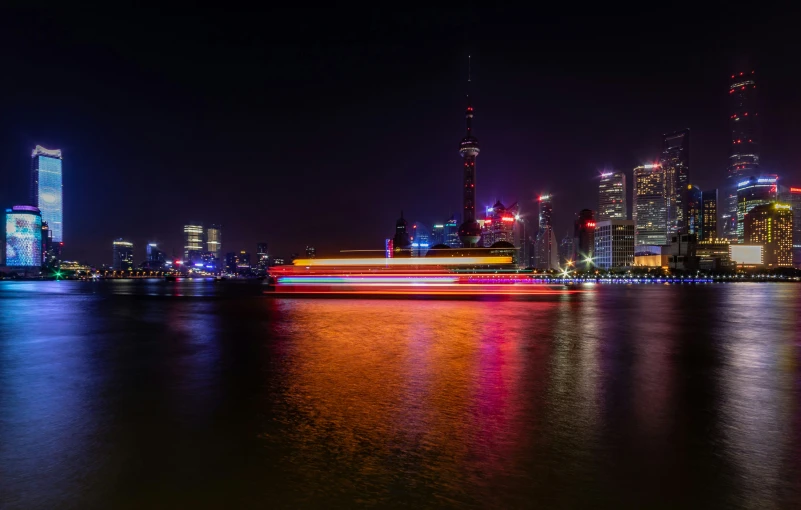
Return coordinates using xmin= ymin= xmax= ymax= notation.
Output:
xmin=458 ymin=55 xmax=481 ymax=248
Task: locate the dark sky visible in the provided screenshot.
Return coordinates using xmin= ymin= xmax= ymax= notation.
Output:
xmin=2 ymin=8 xmax=801 ymax=264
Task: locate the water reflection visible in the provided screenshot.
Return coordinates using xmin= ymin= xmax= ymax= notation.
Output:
xmin=2 ymin=282 xmax=801 ymax=508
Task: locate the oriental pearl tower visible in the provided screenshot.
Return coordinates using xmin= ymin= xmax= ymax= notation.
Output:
xmin=458 ymin=56 xmax=482 ymax=247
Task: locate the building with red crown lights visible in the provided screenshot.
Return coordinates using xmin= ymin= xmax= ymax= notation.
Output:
xmin=724 ymin=70 xmax=759 ymax=240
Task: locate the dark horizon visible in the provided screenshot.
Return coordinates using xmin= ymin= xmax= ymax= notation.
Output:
xmin=2 ymin=8 xmax=801 ymax=264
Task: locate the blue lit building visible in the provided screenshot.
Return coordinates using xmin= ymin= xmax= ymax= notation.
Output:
xmin=5 ymin=205 xmax=43 ymax=270
xmin=30 ymin=146 xmax=63 ymax=244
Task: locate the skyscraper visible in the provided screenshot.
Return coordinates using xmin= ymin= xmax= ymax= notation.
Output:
xmin=206 ymin=224 xmax=222 ymax=261
xmin=482 ymin=201 xmax=517 ymax=247
xmin=574 ymin=209 xmax=596 ymax=269
xmin=660 ymin=129 xmax=690 ymax=234
xmin=534 ymin=195 xmax=558 ymax=269
xmin=184 ymin=224 xmax=204 ymax=261
xmin=393 ymin=212 xmax=412 ymax=251
xmin=112 ymin=239 xmax=134 ymax=270
xmin=598 ymin=172 xmax=627 ymax=220
xmin=785 ymin=186 xmax=801 ymax=267
xmin=594 ymin=219 xmax=635 ymax=269
xmin=30 ymin=146 xmax=63 ymax=244
xmin=736 ymin=175 xmax=777 ymax=242
xmin=458 ymin=58 xmax=481 ymax=248
xmin=744 ymin=203 xmax=792 ymax=267
xmin=257 ymin=243 xmax=269 ymax=267
xmin=559 ymin=232 xmax=574 ymax=266
xmin=633 ymin=164 xmax=667 ymax=246
xmin=684 ymin=185 xmax=703 ymax=238
xmin=147 ymin=243 xmax=166 ymax=268
xmin=724 ymin=71 xmax=759 ymax=239
xmin=701 ymin=189 xmax=718 ymax=241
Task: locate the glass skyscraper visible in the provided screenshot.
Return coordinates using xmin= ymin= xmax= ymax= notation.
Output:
xmin=598 ymin=171 xmax=626 ymax=220
xmin=633 ymin=164 xmax=667 ymax=246
xmin=660 ymin=129 xmax=690 ymax=234
xmin=30 ymin=146 xmax=63 ymax=244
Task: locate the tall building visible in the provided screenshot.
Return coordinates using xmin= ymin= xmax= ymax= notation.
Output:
xmin=458 ymin=59 xmax=482 ymax=248
xmin=598 ymin=171 xmax=627 ymax=220
xmin=147 ymin=243 xmax=166 ymax=267
xmin=701 ymin=189 xmax=718 ymax=241
xmin=559 ymin=232 xmax=574 ymax=266
xmin=206 ymin=225 xmax=222 ymax=260
xmin=257 ymin=243 xmax=269 ymax=267
xmin=5 ymin=206 xmax=42 ymax=270
xmin=660 ymin=129 xmax=690 ymax=234
xmin=183 ymin=224 xmax=204 ymax=261
xmin=30 ymin=146 xmax=63 ymax=244
xmin=112 ymin=239 xmax=134 ymax=270
xmin=444 ymin=216 xmax=460 ymax=248
xmin=411 ymin=223 xmax=430 ymax=257
xmin=305 ymin=246 xmax=317 ymax=259
xmin=482 ymin=201 xmax=518 ymax=247
xmin=41 ymin=221 xmax=58 ymax=269
xmin=724 ymin=70 xmax=759 ymax=239
xmin=684 ymin=185 xmax=703 ymax=238
xmin=736 ymin=175 xmax=777 ymax=242
xmin=744 ymin=203 xmax=792 ymax=267
xmin=785 ymin=186 xmax=801 ymax=266
xmin=574 ymin=209 xmax=596 ymax=269
xmin=393 ymin=212 xmax=412 ymax=251
xmin=430 ymin=223 xmax=445 ymax=246
xmin=594 ymin=219 xmax=635 ymax=270
xmin=633 ymin=164 xmax=668 ymax=246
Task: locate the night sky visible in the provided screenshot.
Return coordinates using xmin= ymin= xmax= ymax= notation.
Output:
xmin=2 ymin=8 xmax=801 ymax=264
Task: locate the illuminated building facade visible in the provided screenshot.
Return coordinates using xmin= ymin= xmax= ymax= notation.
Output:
xmin=430 ymin=223 xmax=444 ymax=247
xmin=633 ymin=164 xmax=667 ymax=246
xmin=305 ymin=246 xmax=316 ymax=259
xmin=5 ymin=205 xmax=42 ymax=269
xmin=736 ymin=175 xmax=777 ymax=242
xmin=788 ymin=187 xmax=801 ymax=266
xmin=112 ymin=239 xmax=134 ymax=270
xmin=41 ymin=221 xmax=58 ymax=269
xmin=725 ymin=70 xmax=759 ymax=240
xmin=30 ymin=146 xmax=63 ymax=244
xmin=598 ymin=171 xmax=626 ymax=220
xmin=594 ymin=219 xmax=635 ymax=269
xmin=458 ymin=59 xmax=481 ymax=247
xmin=684 ymin=185 xmax=703 ymax=237
xmin=482 ymin=201 xmax=518 ymax=247
xmin=744 ymin=203 xmax=792 ymax=267
xmin=183 ymin=224 xmax=204 ymax=261
xmin=660 ymin=129 xmax=690 ymax=234
xmin=701 ymin=189 xmax=718 ymax=241
xmin=574 ymin=209 xmax=596 ymax=269
xmin=206 ymin=225 xmax=222 ymax=260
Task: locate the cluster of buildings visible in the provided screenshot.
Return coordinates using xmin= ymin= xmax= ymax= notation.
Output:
xmin=0 ymin=145 xmax=309 ymax=277
xmin=389 ymin=68 xmax=799 ymax=273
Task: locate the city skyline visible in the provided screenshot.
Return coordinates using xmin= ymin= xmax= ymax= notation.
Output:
xmin=2 ymin=10 xmax=801 ymax=264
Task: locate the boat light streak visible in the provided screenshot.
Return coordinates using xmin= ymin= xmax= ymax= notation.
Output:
xmin=292 ymin=256 xmax=513 ymax=267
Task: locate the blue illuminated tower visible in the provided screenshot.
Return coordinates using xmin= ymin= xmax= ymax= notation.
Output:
xmin=458 ymin=56 xmax=481 ymax=247
xmin=30 ymin=146 xmax=63 ymax=244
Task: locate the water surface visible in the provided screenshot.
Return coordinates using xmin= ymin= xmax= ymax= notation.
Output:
xmin=1 ymin=280 xmax=800 ymax=508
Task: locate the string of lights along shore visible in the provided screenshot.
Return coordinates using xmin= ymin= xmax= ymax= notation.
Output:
xmin=1 ymin=63 xmax=800 ymax=277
